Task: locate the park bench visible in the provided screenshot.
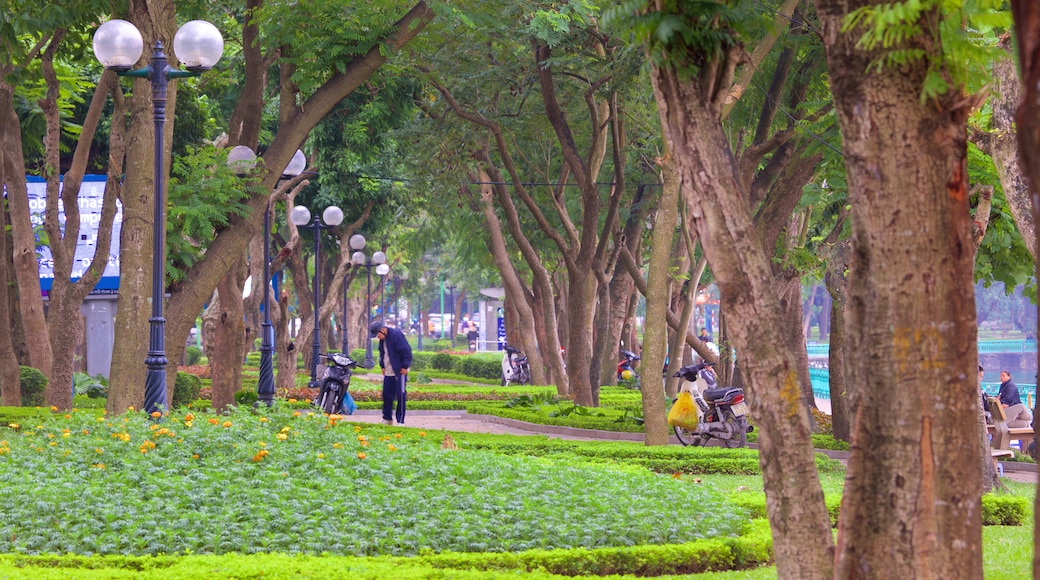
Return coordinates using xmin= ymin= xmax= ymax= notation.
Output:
xmin=986 ymin=397 xmax=1034 ymax=452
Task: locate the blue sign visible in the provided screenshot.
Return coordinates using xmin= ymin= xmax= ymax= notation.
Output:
xmin=25 ymin=175 xmax=121 ymax=293
xmin=497 ymin=307 xmax=506 ymax=350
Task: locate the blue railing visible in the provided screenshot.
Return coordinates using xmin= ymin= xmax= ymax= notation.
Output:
xmin=807 ymin=340 xmax=1037 ymax=357
xmin=809 ymin=367 xmax=1037 ymax=402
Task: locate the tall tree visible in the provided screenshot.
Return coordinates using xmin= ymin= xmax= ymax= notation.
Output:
xmin=816 ymin=1 xmax=985 ymax=575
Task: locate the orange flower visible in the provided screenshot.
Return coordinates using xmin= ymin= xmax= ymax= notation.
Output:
xmin=387 ymin=444 xmax=397 ymax=452
xmin=356 ymin=452 xmax=367 ymax=459
xmin=64 ymin=414 xmax=71 ymax=420
xmin=259 ymin=417 xmax=268 ymax=423
xmin=184 ymin=414 xmax=195 ymax=422
xmin=49 ymin=406 xmax=58 ymax=412
xmin=150 ymin=411 xmax=162 ymax=418
xmin=208 ymin=418 xmax=219 ymax=425
xmin=393 ymin=433 xmax=403 ymax=439
xmin=293 ymin=411 xmax=301 ymax=418
xmin=332 ymin=443 xmax=343 ymax=449
xmin=192 ymin=454 xmax=200 ymax=459
xmin=221 ymin=421 xmax=233 ymax=428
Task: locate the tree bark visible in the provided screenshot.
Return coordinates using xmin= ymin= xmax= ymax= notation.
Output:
xmin=0 ymin=138 xmax=21 ymax=406
xmin=649 ymin=41 xmax=834 ymax=579
xmin=641 ymin=158 xmax=680 ymax=445
xmin=817 ymin=1 xmax=983 ymax=576
xmin=205 ymin=258 xmax=246 ymax=412
xmin=824 ymin=241 xmax=851 ymax=442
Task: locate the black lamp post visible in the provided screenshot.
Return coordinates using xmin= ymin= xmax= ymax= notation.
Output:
xmin=341 ymin=233 xmax=368 ymax=356
xmin=377 ymin=263 xmax=390 ymax=322
xmin=289 ymin=202 xmax=344 ymax=388
xmin=93 ymin=18 xmax=223 ymax=415
xmin=350 ymin=237 xmax=386 ymax=369
xmin=417 ymin=276 xmax=426 ymax=351
xmin=227 ymin=147 xmax=307 ymax=405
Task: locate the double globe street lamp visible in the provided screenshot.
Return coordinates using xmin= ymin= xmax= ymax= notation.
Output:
xmin=348 ymin=235 xmax=385 ymax=369
xmin=226 ymin=147 xmax=307 ymax=405
xmin=290 ymin=203 xmax=344 ymax=388
xmin=93 ymin=18 xmax=223 ymax=414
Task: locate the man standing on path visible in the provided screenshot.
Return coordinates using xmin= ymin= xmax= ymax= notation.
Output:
xmin=370 ymin=321 xmax=413 ymax=425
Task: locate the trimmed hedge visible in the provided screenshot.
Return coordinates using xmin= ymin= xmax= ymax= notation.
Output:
xmin=732 ymin=493 xmax=1027 ymax=527
xmin=172 ymin=372 xmax=202 ymax=409
xmin=982 ymin=494 xmax=1029 ymax=526
xmin=19 ymin=366 xmax=47 ymax=407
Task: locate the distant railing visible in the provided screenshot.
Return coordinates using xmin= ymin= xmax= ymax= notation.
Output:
xmin=807 ymin=340 xmax=1037 ymax=357
xmin=809 ymin=366 xmax=1037 ymax=402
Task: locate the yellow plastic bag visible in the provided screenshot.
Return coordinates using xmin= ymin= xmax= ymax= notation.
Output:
xmin=667 ymin=391 xmax=699 ymax=431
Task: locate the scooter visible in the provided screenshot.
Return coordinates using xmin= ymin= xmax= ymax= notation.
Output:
xmin=311 ymin=352 xmax=359 ymax=415
xmin=617 ymin=349 xmax=641 ymax=381
xmin=672 ymin=362 xmax=752 ymax=448
xmin=501 ymin=344 xmax=531 ymax=386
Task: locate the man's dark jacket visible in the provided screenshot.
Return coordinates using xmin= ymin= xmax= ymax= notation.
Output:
xmin=378 ymin=327 xmax=413 ymax=375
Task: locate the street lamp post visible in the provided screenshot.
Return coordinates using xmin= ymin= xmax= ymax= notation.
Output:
xmin=376 ymin=264 xmax=390 ymax=322
xmin=341 ymin=233 xmax=367 ymax=356
xmin=446 ymin=284 xmax=457 ymax=348
xmin=289 ymin=203 xmax=344 ymax=388
xmin=417 ymin=276 xmax=426 ymax=351
xmin=349 ymin=235 xmax=386 ymax=369
xmin=93 ymin=19 xmax=223 ymax=415
xmin=228 ymin=147 xmax=307 ymax=405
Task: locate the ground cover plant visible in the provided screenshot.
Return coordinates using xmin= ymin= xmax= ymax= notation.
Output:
xmin=0 ymin=406 xmax=750 ymax=558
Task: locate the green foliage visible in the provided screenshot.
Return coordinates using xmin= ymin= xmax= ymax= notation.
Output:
xmin=234 ymin=389 xmax=259 ymax=406
xmin=166 ymin=145 xmax=255 ymax=284
xmin=73 ymin=373 xmax=107 ymax=399
xmin=430 ymin=353 xmax=455 ymax=371
xmin=172 ymin=372 xmax=202 ymax=410
xmin=981 ymin=494 xmax=1028 ymax=526
xmin=185 ymin=347 xmax=203 ymax=367
xmin=454 ymin=356 xmax=502 ymax=380
xmin=842 ymin=0 xmax=1011 ymax=101
xmin=18 ymin=366 xmax=46 ymax=407
xmin=504 ymin=392 xmax=561 ymax=409
xmin=603 ymin=0 xmax=755 ymax=79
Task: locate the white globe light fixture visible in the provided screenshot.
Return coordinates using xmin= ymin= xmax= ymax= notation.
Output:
xmin=226 ymin=146 xmax=257 ymax=175
xmin=284 ymin=149 xmax=307 ymax=178
xmin=92 ymin=20 xmax=144 ymax=70
xmin=349 ymin=234 xmax=366 ymax=251
xmin=172 ymin=20 xmax=224 ymax=71
xmin=322 ymin=206 xmax=344 ymax=227
xmin=289 ymin=205 xmax=312 ymax=227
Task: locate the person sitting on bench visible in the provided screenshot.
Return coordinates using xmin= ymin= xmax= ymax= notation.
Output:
xmin=998 ymin=370 xmax=1033 ymax=429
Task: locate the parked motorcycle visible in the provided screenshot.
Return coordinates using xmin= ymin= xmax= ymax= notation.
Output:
xmin=501 ymin=344 xmax=531 ymax=386
xmin=672 ymin=362 xmax=752 ymax=448
xmin=617 ymin=349 xmax=641 ymax=382
xmin=311 ymin=352 xmax=359 ymax=415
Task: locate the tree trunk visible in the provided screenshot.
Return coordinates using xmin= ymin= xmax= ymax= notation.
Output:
xmin=649 ymin=44 xmax=834 ymax=578
xmin=824 ymin=241 xmax=851 ymax=442
xmin=1006 ymin=4 xmax=1040 ymax=572
xmin=817 ymin=2 xmax=983 ymax=576
xmin=276 ymin=288 xmax=299 ymax=392
xmin=641 ymin=158 xmax=680 ymax=445
xmin=204 ymin=260 xmax=247 ymax=413
xmin=0 ymin=155 xmax=21 ymax=406
xmin=778 ymin=274 xmax=817 ymax=417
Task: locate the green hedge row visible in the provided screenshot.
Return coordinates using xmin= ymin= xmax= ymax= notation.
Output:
xmin=0 ymin=523 xmax=773 ymax=578
xmin=731 ymin=493 xmax=1028 ymax=527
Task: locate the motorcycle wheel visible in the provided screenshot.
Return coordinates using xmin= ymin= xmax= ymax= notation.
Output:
xmin=721 ymin=415 xmax=748 ymax=448
xmin=319 ymin=384 xmax=342 ymax=415
xmin=673 ymin=426 xmax=703 ymax=447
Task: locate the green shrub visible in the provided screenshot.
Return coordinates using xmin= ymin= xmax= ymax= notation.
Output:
xmin=185 ymin=346 xmax=203 ymax=366
xmin=455 ymin=356 xmax=502 ymax=380
xmin=431 ymin=353 xmax=455 ymax=371
xmin=172 ymin=372 xmax=202 ymax=409
xmin=982 ymin=494 xmax=1028 ymax=526
xmin=235 ymin=389 xmax=259 ymax=406
xmin=18 ymin=366 xmax=47 ymax=407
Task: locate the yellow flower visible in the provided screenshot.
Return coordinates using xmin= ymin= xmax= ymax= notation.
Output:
xmin=7 ymin=424 xmax=18 ymax=430
xmin=49 ymin=406 xmax=57 ymax=412
xmin=184 ymin=421 xmax=193 ymax=428
xmin=93 ymin=463 xmax=105 ymax=469
xmin=288 ymin=398 xmax=298 ymax=403
xmin=354 ymin=425 xmax=363 ymax=432
xmin=317 ymin=453 xmax=325 ymax=459
xmin=222 ymin=421 xmax=233 ymax=428
xmin=95 ymin=417 xmax=105 ymax=422
xmin=277 ymin=433 xmax=288 ymax=441
xmin=48 ymin=441 xmax=57 ymax=447
xmin=258 ymin=441 xmax=267 ymax=448
xmin=150 ymin=424 xmax=160 ymax=431
xmin=259 ymin=417 xmax=268 ymax=423
xmin=329 ymin=414 xmax=343 ymax=421
xmin=387 ymin=444 xmax=397 ymax=452
xmin=61 ymin=433 xmax=70 ymax=439
xmin=95 ymin=448 xmax=104 ymax=454
xmin=332 ymin=443 xmax=343 ymax=449
xmin=357 ymin=452 xmax=367 ymax=459
xmin=127 ymin=406 xmax=135 ymax=412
